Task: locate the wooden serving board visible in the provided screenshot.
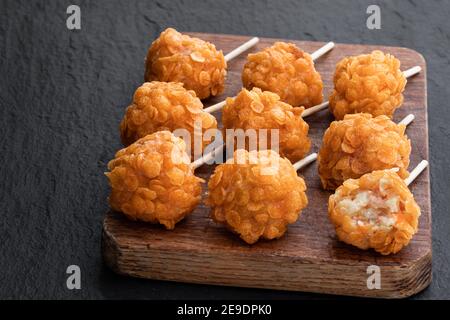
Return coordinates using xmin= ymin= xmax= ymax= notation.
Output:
xmin=102 ymin=33 xmax=431 ymax=298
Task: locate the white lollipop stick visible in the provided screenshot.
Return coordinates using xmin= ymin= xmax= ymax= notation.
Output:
xmin=302 ymin=66 xmax=422 ymax=118
xmin=293 ymin=153 xmax=318 ymax=171
xmin=398 ymin=114 xmax=415 ymax=126
xmin=205 ymin=42 xmax=335 ymax=114
xmin=301 ymin=101 xmax=329 ymax=118
xmin=404 ymin=160 xmax=428 ymax=186
xmin=403 ymin=66 xmax=421 ymax=78
xmin=224 ymin=37 xmax=260 ymax=62
xmin=204 ymin=100 xmax=226 ymax=114
xmin=305 ymin=109 xmax=414 ymax=124
xmin=191 ymin=144 xmax=225 ymax=169
xmin=310 ymin=42 xmax=335 ymax=60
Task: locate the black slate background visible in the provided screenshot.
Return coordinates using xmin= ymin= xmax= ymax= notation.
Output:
xmin=0 ymin=0 xmax=449 ymax=299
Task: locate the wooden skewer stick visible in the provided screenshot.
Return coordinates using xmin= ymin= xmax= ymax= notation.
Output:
xmin=301 ymin=66 xmax=422 ymax=118
xmin=404 ymin=160 xmax=429 ymax=186
xmin=224 ymin=37 xmax=260 ymax=62
xmin=293 ymin=153 xmax=318 ymax=171
xmin=204 ymin=42 xmax=335 ymax=114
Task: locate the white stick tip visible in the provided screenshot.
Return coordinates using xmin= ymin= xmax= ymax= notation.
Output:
xmin=403 ymin=66 xmax=421 ymax=78
xmin=204 ymin=100 xmax=226 ymax=113
xmin=404 ymin=159 xmax=429 ymax=186
xmin=416 ymin=159 xmax=429 ymax=170
xmin=308 ymin=152 xmax=318 ymax=161
xmin=293 ymin=152 xmax=318 ymax=171
xmin=398 ymin=114 xmax=415 ymax=126
xmin=301 ymin=101 xmax=329 ymax=118
xmin=224 ymin=37 xmax=260 ymax=62
xmin=310 ymin=41 xmax=335 ymax=61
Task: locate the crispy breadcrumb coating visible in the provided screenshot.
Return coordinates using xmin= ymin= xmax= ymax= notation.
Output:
xmin=329 ymin=170 xmax=420 ymax=255
xmin=120 ymin=81 xmax=217 ymax=158
xmin=106 ymin=131 xmax=203 ymax=229
xmin=318 ymin=113 xmax=411 ymax=190
xmin=222 ymin=88 xmax=311 ymax=163
xmin=242 ymin=42 xmax=323 ymax=108
xmin=329 ymin=50 xmax=407 ymax=119
xmin=206 ymin=149 xmax=308 ymax=244
xmin=145 ymin=28 xmax=226 ymax=99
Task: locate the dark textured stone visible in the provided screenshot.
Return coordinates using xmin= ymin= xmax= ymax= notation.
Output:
xmin=0 ymin=0 xmax=448 ymax=299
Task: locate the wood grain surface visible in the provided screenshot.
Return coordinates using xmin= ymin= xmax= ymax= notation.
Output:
xmin=102 ymin=33 xmax=431 ymax=298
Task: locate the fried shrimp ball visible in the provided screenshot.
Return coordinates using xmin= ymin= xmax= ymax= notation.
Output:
xmin=106 ymin=131 xmax=203 ymax=230
xmin=206 ymin=149 xmax=308 ymax=244
xmin=318 ymin=113 xmax=411 ymax=190
xmin=223 ymin=88 xmax=311 ymax=163
xmin=329 ymin=50 xmax=407 ymax=120
xmin=145 ymin=28 xmax=227 ymax=99
xmin=328 ymin=170 xmax=421 ymax=255
xmin=120 ymin=81 xmax=217 ymax=158
xmin=242 ymin=42 xmax=323 ymax=108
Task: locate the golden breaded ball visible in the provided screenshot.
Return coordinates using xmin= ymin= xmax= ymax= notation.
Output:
xmin=120 ymin=81 xmax=217 ymax=158
xmin=318 ymin=113 xmax=411 ymax=190
xmin=328 ymin=170 xmax=421 ymax=255
xmin=206 ymin=149 xmax=308 ymax=244
xmin=145 ymin=28 xmax=226 ymax=99
xmin=222 ymin=88 xmax=311 ymax=163
xmin=106 ymin=131 xmax=203 ymax=230
xmin=329 ymin=50 xmax=407 ymax=120
xmin=242 ymin=42 xmax=323 ymax=108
